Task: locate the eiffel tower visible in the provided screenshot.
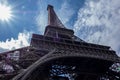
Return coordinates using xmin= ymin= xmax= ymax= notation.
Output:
xmin=0 ymin=5 xmax=120 ymax=80
xmin=12 ymin=5 xmax=120 ymax=80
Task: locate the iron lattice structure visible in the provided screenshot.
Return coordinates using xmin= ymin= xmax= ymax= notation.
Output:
xmin=0 ymin=5 xmax=120 ymax=80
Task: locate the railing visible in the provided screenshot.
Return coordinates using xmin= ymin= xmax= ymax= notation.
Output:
xmin=31 ymin=37 xmax=117 ymax=57
xmin=31 ymin=34 xmax=110 ymax=50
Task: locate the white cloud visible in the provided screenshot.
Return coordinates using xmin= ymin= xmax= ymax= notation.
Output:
xmin=58 ymin=1 xmax=74 ymax=25
xmin=36 ymin=0 xmax=47 ymax=33
xmin=0 ymin=47 xmax=8 ymax=52
xmin=0 ymin=0 xmax=8 ymax=4
xmin=74 ymin=0 xmax=120 ymax=55
xmin=0 ymin=31 xmax=31 ymax=52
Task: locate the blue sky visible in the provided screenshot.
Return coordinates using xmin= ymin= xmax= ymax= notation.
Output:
xmin=0 ymin=0 xmax=120 ymax=56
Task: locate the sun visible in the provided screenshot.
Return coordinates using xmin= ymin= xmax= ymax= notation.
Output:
xmin=0 ymin=4 xmax=12 ymax=22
